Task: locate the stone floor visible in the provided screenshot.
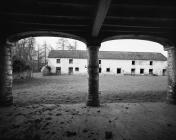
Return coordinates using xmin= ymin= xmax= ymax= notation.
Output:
xmin=0 ymin=102 xmax=176 ymax=140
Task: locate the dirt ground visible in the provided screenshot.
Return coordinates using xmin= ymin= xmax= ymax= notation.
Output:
xmin=0 ymin=103 xmax=176 ymax=140
xmin=13 ymin=73 xmax=167 ymax=105
xmin=1 ymin=74 xmax=175 ymax=140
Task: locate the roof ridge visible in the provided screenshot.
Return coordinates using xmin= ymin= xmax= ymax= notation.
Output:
xmin=48 ymin=50 xmax=167 ymax=61
xmin=50 ymin=49 xmax=162 ymax=54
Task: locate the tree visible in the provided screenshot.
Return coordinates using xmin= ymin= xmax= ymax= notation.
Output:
xmin=12 ymin=37 xmax=36 ymax=73
xmin=56 ymin=38 xmax=70 ymax=50
xmin=56 ymin=38 xmax=77 ymax=50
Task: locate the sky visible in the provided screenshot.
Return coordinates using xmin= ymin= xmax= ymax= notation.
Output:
xmin=35 ymin=37 xmax=167 ymax=57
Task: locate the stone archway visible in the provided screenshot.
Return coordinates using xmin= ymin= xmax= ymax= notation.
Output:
xmin=7 ymin=31 xmax=87 ymax=44
xmin=0 ymin=31 xmax=88 ymax=106
xmin=101 ymin=34 xmax=176 ymax=104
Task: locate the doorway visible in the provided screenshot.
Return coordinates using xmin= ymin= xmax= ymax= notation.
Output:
xmin=117 ymin=68 xmax=121 ymax=74
xmin=68 ymin=67 xmax=73 ymax=75
xmin=99 ymin=68 xmax=102 ymax=73
xmin=56 ymin=67 xmax=61 ymax=75
xmin=131 ymin=68 xmax=135 ymax=75
xmin=149 ymin=69 xmax=153 ymax=75
xmin=163 ymin=69 xmax=167 ymax=76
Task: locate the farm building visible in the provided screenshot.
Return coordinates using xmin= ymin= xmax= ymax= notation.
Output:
xmin=48 ymin=50 xmax=167 ymax=76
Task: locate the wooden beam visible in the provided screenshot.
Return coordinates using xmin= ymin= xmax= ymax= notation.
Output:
xmin=103 ymin=24 xmax=175 ymax=29
xmin=92 ymin=0 xmax=111 ymax=37
xmin=37 ymin=1 xmax=94 ymax=8
xmin=107 ymin=16 xmax=176 ymax=22
xmin=0 ymin=12 xmax=92 ymax=20
xmin=102 ymin=29 xmax=171 ymax=34
xmin=111 ymin=4 xmax=176 ymax=11
xmin=10 ymin=21 xmax=88 ymax=27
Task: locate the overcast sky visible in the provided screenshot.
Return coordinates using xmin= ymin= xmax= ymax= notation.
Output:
xmin=35 ymin=37 xmax=167 ymax=57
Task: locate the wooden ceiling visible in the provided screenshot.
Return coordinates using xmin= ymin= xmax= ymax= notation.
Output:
xmin=0 ymin=0 xmax=176 ymax=44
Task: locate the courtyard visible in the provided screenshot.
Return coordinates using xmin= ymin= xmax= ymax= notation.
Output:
xmin=1 ymin=74 xmax=176 ymax=140
xmin=13 ymin=73 xmax=167 ymax=105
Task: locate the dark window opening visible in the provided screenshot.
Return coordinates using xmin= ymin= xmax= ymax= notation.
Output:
xmin=117 ymin=68 xmax=121 ymax=74
xmin=99 ymin=60 xmax=101 ymax=64
xmin=106 ymin=68 xmax=110 ymax=72
xmin=140 ymin=69 xmax=144 ymax=74
xmin=75 ymin=67 xmax=79 ymax=71
xmin=132 ymin=61 xmax=135 ymax=65
xmin=56 ymin=59 xmax=60 ymax=63
xmin=150 ymin=61 xmax=153 ymax=65
xmin=69 ymin=59 xmax=73 ymax=64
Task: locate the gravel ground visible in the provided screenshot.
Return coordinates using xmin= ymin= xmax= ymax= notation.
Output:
xmin=12 ymin=73 xmax=168 ymax=105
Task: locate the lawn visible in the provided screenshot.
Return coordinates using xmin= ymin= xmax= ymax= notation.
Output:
xmin=13 ymin=73 xmax=168 ymax=105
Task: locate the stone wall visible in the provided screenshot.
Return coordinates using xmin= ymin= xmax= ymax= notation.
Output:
xmin=0 ymin=44 xmax=13 ymax=105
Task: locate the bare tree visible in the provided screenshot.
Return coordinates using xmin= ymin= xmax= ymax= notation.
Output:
xmin=12 ymin=37 xmax=36 ymax=78
xmin=56 ymin=38 xmax=70 ymax=50
xmin=56 ymin=38 xmax=77 ymax=50
xmin=36 ymin=41 xmax=53 ymax=71
xmin=12 ymin=37 xmax=36 ymax=68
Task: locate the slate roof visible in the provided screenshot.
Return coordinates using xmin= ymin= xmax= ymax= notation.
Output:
xmin=48 ymin=50 xmax=167 ymax=61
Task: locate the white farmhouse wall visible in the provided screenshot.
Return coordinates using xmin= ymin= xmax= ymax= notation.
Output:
xmin=48 ymin=58 xmax=88 ymax=74
xmin=99 ymin=59 xmax=167 ymax=75
xmin=48 ymin=58 xmax=167 ymax=76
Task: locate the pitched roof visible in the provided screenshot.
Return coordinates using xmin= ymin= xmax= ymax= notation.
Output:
xmin=48 ymin=50 xmax=167 ymax=61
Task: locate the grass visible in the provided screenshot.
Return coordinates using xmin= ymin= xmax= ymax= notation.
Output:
xmin=13 ymin=73 xmax=168 ymax=105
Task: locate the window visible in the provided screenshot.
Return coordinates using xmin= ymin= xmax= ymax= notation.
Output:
xmin=131 ymin=68 xmax=135 ymax=74
xmin=75 ymin=67 xmax=79 ymax=71
xmin=106 ymin=68 xmax=110 ymax=72
xmin=149 ymin=69 xmax=153 ymax=75
xmin=140 ymin=69 xmax=144 ymax=74
xmin=99 ymin=60 xmax=101 ymax=64
xmin=69 ymin=59 xmax=73 ymax=64
xmin=132 ymin=60 xmax=135 ymax=65
xmin=99 ymin=68 xmax=102 ymax=73
xmin=117 ymin=68 xmax=121 ymax=74
xmin=150 ymin=61 xmax=153 ymax=65
xmin=56 ymin=59 xmax=60 ymax=63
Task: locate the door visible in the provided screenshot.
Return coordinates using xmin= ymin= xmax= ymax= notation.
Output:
xmin=117 ymin=68 xmax=121 ymax=74
xmin=68 ymin=67 xmax=73 ymax=75
xmin=163 ymin=69 xmax=166 ymax=76
xmin=131 ymin=68 xmax=135 ymax=75
xmin=149 ymin=69 xmax=153 ymax=75
xmin=99 ymin=68 xmax=102 ymax=73
xmin=56 ymin=67 xmax=61 ymax=75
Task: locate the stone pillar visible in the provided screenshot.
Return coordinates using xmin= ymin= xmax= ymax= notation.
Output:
xmin=86 ymin=45 xmax=100 ymax=107
xmin=0 ymin=41 xmax=13 ymax=106
xmin=165 ymin=47 xmax=176 ymax=104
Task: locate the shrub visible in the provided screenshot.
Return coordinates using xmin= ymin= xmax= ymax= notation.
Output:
xmin=13 ymin=57 xmax=31 ymax=73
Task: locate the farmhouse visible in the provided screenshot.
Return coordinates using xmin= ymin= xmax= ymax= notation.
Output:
xmin=48 ymin=50 xmax=167 ymax=76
